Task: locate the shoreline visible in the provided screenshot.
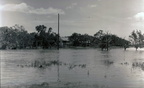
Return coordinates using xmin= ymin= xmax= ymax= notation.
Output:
xmin=0 ymin=46 xmax=126 ymax=50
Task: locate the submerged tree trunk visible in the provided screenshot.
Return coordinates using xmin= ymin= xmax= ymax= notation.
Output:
xmin=135 ymin=45 xmax=138 ymax=51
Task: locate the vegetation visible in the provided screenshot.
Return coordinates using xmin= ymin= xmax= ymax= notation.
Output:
xmin=129 ymin=30 xmax=144 ymax=50
xmin=68 ymin=30 xmax=129 ymax=51
xmin=34 ymin=25 xmax=58 ymax=49
xmin=93 ymin=30 xmax=129 ymax=50
xmin=0 ymin=25 xmax=31 ymax=49
xmin=69 ymin=33 xmax=94 ymax=47
xmin=1 ymin=24 xmax=144 ymax=50
xmin=0 ymin=24 xmax=58 ymax=49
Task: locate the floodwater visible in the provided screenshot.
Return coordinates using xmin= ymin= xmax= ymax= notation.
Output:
xmin=1 ymin=48 xmax=144 ymax=88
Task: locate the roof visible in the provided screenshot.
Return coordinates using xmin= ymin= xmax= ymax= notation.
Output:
xmin=61 ymin=37 xmax=69 ymax=41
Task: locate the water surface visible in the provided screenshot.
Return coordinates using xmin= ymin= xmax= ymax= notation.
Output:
xmin=1 ymin=48 xmax=144 ymax=88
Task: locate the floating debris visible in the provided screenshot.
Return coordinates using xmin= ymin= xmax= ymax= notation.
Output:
xmin=101 ymin=59 xmax=114 ymax=67
xmin=17 ymin=60 xmax=87 ymax=70
xmin=120 ymin=62 xmax=129 ymax=65
xmin=132 ymin=62 xmax=144 ymax=71
xmin=87 ymin=70 xmax=89 ymax=76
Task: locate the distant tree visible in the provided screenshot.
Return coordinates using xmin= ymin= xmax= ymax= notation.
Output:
xmin=34 ymin=25 xmax=58 ymax=49
xmin=129 ymin=30 xmax=144 ymax=50
xmin=0 ymin=26 xmax=12 ymax=49
xmin=94 ymin=30 xmax=110 ymax=51
xmin=12 ymin=24 xmax=30 ymax=49
xmin=44 ymin=27 xmax=57 ymax=48
xmin=94 ymin=30 xmax=130 ymax=51
xmin=0 ymin=24 xmax=60 ymax=49
xmin=136 ymin=30 xmax=144 ymax=47
xmin=35 ymin=25 xmax=47 ymax=48
xmin=35 ymin=25 xmax=47 ymax=33
xmin=69 ymin=33 xmax=94 ymax=47
xmin=129 ymin=30 xmax=138 ymax=45
xmin=0 ymin=24 xmax=32 ymax=49
xmin=69 ymin=33 xmax=81 ymax=46
xmin=94 ymin=30 xmax=104 ymax=38
xmin=27 ymin=32 xmax=37 ymax=48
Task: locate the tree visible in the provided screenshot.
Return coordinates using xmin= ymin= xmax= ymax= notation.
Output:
xmin=136 ymin=30 xmax=144 ymax=47
xmin=69 ymin=33 xmax=94 ymax=47
xmin=69 ymin=33 xmax=81 ymax=46
xmin=12 ymin=24 xmax=29 ymax=49
xmin=0 ymin=26 xmax=12 ymax=49
xmin=94 ymin=30 xmax=104 ymax=38
xmin=0 ymin=24 xmax=32 ymax=49
xmin=94 ymin=30 xmax=130 ymax=51
xmin=35 ymin=25 xmax=47 ymax=48
xmin=34 ymin=25 xmax=58 ymax=49
xmin=94 ymin=30 xmax=110 ymax=51
xmin=129 ymin=30 xmax=144 ymax=50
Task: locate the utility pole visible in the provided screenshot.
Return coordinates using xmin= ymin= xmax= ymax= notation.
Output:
xmin=57 ymin=13 xmax=60 ymax=50
xmin=57 ymin=14 xmax=60 ymax=82
xmin=106 ymin=32 xmax=109 ymax=51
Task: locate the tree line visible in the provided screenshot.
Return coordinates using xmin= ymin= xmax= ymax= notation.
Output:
xmin=0 ymin=24 xmax=58 ymax=49
xmin=0 ymin=24 xmax=143 ymax=50
xmin=69 ymin=30 xmax=130 ymax=50
xmin=129 ymin=30 xmax=144 ymax=50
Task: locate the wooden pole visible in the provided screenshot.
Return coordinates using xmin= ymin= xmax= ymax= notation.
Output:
xmin=57 ymin=14 xmax=60 ymax=82
xmin=106 ymin=32 xmax=109 ymax=51
xmin=57 ymin=14 xmax=60 ymax=50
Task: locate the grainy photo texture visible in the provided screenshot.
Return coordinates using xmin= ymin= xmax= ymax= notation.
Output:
xmin=1 ymin=0 xmax=144 ymax=88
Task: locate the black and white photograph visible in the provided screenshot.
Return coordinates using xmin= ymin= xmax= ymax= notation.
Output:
xmin=1 ymin=0 xmax=144 ymax=88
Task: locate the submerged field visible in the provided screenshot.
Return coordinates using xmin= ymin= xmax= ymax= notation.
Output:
xmin=1 ymin=48 xmax=144 ymax=88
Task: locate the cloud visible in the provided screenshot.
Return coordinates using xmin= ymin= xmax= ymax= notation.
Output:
xmin=0 ymin=3 xmax=65 ymax=15
xmin=88 ymin=4 xmax=97 ymax=8
xmin=134 ymin=12 xmax=144 ymax=21
xmin=0 ymin=3 xmax=29 ymax=12
xmin=28 ymin=7 xmax=65 ymax=15
xmin=66 ymin=3 xmax=77 ymax=9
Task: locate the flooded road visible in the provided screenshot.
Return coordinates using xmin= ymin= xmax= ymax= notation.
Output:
xmin=1 ymin=48 xmax=144 ymax=88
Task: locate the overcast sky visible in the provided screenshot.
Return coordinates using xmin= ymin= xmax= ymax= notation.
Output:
xmin=1 ymin=0 xmax=144 ymax=38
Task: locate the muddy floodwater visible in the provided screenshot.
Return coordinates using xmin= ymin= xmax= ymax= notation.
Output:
xmin=1 ymin=48 xmax=144 ymax=88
